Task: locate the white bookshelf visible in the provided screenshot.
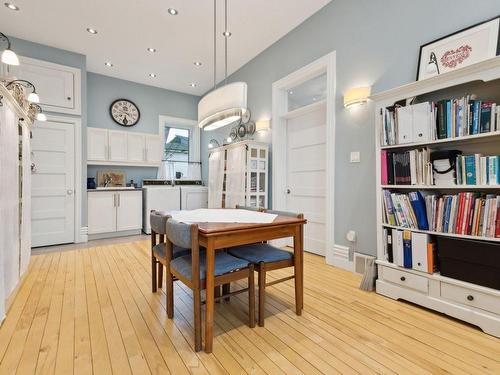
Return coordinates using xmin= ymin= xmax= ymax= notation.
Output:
xmin=372 ymin=56 xmax=500 ymax=338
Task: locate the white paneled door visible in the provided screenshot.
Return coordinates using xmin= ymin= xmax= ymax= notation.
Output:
xmin=286 ymin=104 xmax=326 ymax=256
xmin=31 ymin=120 xmax=75 ymax=247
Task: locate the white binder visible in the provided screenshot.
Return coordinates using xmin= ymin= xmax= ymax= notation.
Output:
xmin=392 ymin=229 xmax=404 ymax=267
xmin=412 ymin=102 xmax=431 ymax=142
xmin=396 ymin=106 xmax=413 ymax=144
xmin=411 ymin=232 xmax=430 ymax=272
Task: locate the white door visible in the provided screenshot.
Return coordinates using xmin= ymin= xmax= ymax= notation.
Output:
xmin=116 ymin=191 xmax=142 ymax=231
xmin=127 ymin=133 xmax=145 ymax=162
xmin=31 ymin=120 xmax=75 ymax=247
xmin=108 ymin=130 xmax=127 ymax=161
xmin=87 ymin=128 xmax=108 ymax=161
xmin=286 ymin=105 xmax=326 ymax=256
xmin=87 ymin=192 xmax=116 ymax=234
xmin=145 ymin=135 xmax=162 ymax=163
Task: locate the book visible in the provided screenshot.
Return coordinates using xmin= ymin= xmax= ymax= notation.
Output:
xmin=464 ymin=155 xmax=476 ymax=185
xmin=427 ymin=243 xmax=438 ymax=273
xmin=408 ymin=191 xmax=429 ymax=230
xmin=403 ymin=230 xmax=412 ymax=269
xmin=480 ymin=102 xmax=492 ymax=133
xmin=381 ymin=150 xmax=388 ymax=184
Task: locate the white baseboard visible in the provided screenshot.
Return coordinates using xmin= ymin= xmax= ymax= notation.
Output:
xmin=78 ymin=226 xmax=88 ymax=243
xmin=326 ymin=244 xmax=354 ymax=272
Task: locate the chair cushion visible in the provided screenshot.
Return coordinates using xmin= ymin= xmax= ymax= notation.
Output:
xmin=171 ymin=252 xmax=249 ymax=280
xmin=227 ymin=243 xmax=293 ymax=263
xmin=153 ymin=243 xmax=191 ymax=260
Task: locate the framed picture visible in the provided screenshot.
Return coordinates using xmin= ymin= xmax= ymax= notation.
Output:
xmin=417 ymin=15 xmax=500 ymax=81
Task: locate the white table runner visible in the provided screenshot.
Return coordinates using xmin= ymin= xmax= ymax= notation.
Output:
xmin=170 ymin=208 xmax=277 ymax=224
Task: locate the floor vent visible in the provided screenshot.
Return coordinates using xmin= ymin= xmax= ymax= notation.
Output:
xmin=329 ymin=245 xmax=354 ymax=272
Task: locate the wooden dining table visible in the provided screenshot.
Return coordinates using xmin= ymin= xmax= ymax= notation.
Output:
xmin=197 ymin=214 xmax=306 ymax=353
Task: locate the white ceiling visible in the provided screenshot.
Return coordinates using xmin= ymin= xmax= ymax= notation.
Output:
xmin=0 ymin=0 xmax=331 ymax=95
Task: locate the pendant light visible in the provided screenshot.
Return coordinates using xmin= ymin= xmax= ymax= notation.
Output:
xmin=0 ymin=32 xmax=20 ymax=66
xmin=198 ymin=0 xmax=248 ymax=131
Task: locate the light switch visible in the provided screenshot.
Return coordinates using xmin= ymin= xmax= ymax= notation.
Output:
xmin=350 ymin=151 xmax=360 ymax=163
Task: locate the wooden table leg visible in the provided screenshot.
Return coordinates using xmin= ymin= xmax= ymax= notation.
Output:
xmin=204 ymin=238 xmax=215 ymax=353
xmin=293 ymin=224 xmax=304 ymax=315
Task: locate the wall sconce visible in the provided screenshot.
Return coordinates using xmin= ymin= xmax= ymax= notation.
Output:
xmin=208 ymin=139 xmax=220 ymax=149
xmin=255 ymin=119 xmax=270 ymax=132
xmin=31 ymin=103 xmax=47 ymax=121
xmin=0 ymin=32 xmax=20 ymax=66
xmin=7 ymin=79 xmax=40 ymax=103
xmin=344 ymin=87 xmax=371 ymax=109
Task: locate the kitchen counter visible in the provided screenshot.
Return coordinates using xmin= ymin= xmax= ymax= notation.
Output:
xmin=87 ymin=188 xmax=142 ymax=192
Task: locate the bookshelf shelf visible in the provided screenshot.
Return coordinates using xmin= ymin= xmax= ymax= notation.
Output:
xmin=381 ymin=223 xmax=500 ymax=243
xmin=382 ymin=184 xmax=500 ymax=190
xmin=380 ymin=130 xmax=500 ymax=150
xmin=374 ymin=58 xmax=500 ymax=338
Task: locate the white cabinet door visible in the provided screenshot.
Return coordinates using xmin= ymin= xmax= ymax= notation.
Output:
xmin=108 ymin=130 xmax=127 ymax=161
xmin=145 ymin=135 xmax=162 ymax=163
xmin=116 ymin=191 xmax=142 ymax=231
xmin=11 ymin=56 xmax=81 ymax=115
xmin=127 ymin=133 xmax=145 ymax=162
xmin=87 ymin=128 xmax=108 ymax=161
xmin=88 ymin=192 xmax=116 ymax=234
xmin=181 ymin=188 xmax=208 ymax=210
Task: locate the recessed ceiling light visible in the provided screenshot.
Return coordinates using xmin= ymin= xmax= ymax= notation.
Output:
xmin=86 ymin=28 xmax=98 ymax=34
xmin=149 ymin=73 xmax=157 ymax=78
xmin=4 ymin=2 xmax=19 ymax=11
xmin=189 ymin=83 xmax=197 ymax=87
xmin=167 ymin=8 xmax=178 ymax=15
xmin=104 ymin=61 xmax=113 ymax=67
xmin=288 ymin=90 xmax=294 ymax=95
xmin=222 ymin=31 xmax=232 ymax=37
xmin=147 ymin=47 xmax=156 ymax=53
xmin=194 ymin=61 xmax=202 ymax=66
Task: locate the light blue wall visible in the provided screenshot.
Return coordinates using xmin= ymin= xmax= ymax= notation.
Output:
xmin=86 ymin=72 xmax=199 ymax=187
xmin=201 ymin=0 xmax=500 ymax=256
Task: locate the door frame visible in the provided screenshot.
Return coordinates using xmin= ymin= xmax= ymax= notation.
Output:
xmin=39 ymin=114 xmax=84 ymax=244
xmin=271 ymin=51 xmax=336 ymax=262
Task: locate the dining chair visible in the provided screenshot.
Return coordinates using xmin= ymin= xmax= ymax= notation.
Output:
xmin=150 ymin=210 xmax=191 ymax=292
xmin=227 ymin=209 xmax=303 ymax=326
xmin=165 ymin=218 xmax=256 ymax=351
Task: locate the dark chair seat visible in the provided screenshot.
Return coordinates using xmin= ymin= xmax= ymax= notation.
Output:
xmin=228 ymin=243 xmax=293 ymax=264
xmin=153 ymin=242 xmax=191 ymax=260
xmin=171 ymin=252 xmax=249 ymax=280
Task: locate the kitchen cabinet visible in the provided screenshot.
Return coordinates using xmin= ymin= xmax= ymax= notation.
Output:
xmin=87 ymin=127 xmax=162 ymax=166
xmin=87 ymin=128 xmax=108 ymax=161
xmin=108 ymin=130 xmax=127 ymax=161
xmin=10 ymin=56 xmax=81 ymax=115
xmin=88 ymin=190 xmax=142 ymax=238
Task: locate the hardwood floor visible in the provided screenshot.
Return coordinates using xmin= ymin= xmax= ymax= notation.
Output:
xmin=1 ymin=240 xmax=499 ymax=374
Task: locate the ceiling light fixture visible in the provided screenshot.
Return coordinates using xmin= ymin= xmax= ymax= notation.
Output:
xmin=198 ymin=0 xmax=249 ymax=132
xmin=147 ymin=47 xmax=156 ymax=53
xmin=0 ymin=32 xmax=19 ymax=65
xmin=4 ymin=2 xmax=19 ymax=11
xmin=167 ymin=8 xmax=178 ymax=15
xmin=86 ymin=28 xmax=98 ymax=34
xmin=104 ymin=61 xmax=113 ymax=67
xmin=194 ymin=61 xmax=202 ymax=66
xmin=149 ymin=73 xmax=157 ymax=78
xmin=6 ymin=79 xmax=40 ymax=103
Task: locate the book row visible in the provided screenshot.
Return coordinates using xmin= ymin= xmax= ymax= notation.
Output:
xmin=456 ymin=154 xmax=500 ymax=186
xmin=380 ymin=96 xmax=500 ymax=146
xmin=381 ymin=149 xmax=432 ymax=185
xmin=382 ymin=190 xmax=500 ymax=238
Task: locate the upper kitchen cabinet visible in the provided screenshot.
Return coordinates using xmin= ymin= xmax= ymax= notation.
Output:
xmin=145 ymin=135 xmax=162 ymax=163
xmin=9 ymin=56 xmax=82 ymax=115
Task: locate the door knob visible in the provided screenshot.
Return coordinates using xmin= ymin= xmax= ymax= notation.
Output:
xmin=67 ymin=189 xmax=74 ymax=195
xmin=286 ymin=189 xmax=291 ymax=194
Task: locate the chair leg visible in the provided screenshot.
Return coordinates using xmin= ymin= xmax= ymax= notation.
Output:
xmin=166 ymin=267 xmax=174 ymax=319
xmin=214 ymin=285 xmax=221 ymax=303
xmin=222 ymin=283 xmax=230 ymax=302
xmin=157 ymin=262 xmax=163 ymax=289
xmin=258 ymin=262 xmax=266 ymax=327
xmin=248 ymin=265 xmax=255 ymax=328
xmin=151 ymin=256 xmax=157 ymax=293
xmin=193 ymin=287 xmax=202 ymax=351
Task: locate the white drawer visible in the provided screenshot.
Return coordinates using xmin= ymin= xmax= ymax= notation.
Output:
xmin=381 ymin=267 xmax=429 ymax=293
xmin=441 ymin=283 xmax=500 ymax=314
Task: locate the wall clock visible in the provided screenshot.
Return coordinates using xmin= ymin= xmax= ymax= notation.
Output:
xmin=110 ymin=99 xmax=140 ymax=126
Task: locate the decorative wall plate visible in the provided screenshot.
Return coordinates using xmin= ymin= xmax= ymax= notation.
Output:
xmin=246 ymin=121 xmax=256 ymax=135
xmin=237 ymin=124 xmax=247 ymax=138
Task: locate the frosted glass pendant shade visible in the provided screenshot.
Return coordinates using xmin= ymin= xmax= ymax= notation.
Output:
xmin=1 ymin=48 xmax=19 ymax=65
xmin=198 ymin=82 xmax=248 ymax=131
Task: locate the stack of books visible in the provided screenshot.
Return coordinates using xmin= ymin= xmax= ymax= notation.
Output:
xmin=455 ymin=154 xmax=500 ymax=185
xmin=380 ymin=96 xmax=500 ymax=146
xmin=382 ymin=189 xmax=500 ymax=238
xmin=381 ymin=149 xmax=432 ymax=185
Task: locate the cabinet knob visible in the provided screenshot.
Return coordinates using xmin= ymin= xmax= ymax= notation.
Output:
xmin=467 ymin=295 xmax=474 ymax=301
xmin=400 ymin=276 xmax=406 ymax=281
xmin=67 ymin=97 xmax=72 ymax=100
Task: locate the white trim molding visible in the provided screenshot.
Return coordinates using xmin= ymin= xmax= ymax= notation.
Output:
xmin=159 ymin=115 xmax=200 ymax=162
xmin=272 ymin=51 xmax=336 ymax=263
xmin=332 ymin=244 xmax=354 ymax=272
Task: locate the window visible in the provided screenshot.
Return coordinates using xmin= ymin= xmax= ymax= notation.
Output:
xmin=164 ymin=126 xmax=190 ymax=162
